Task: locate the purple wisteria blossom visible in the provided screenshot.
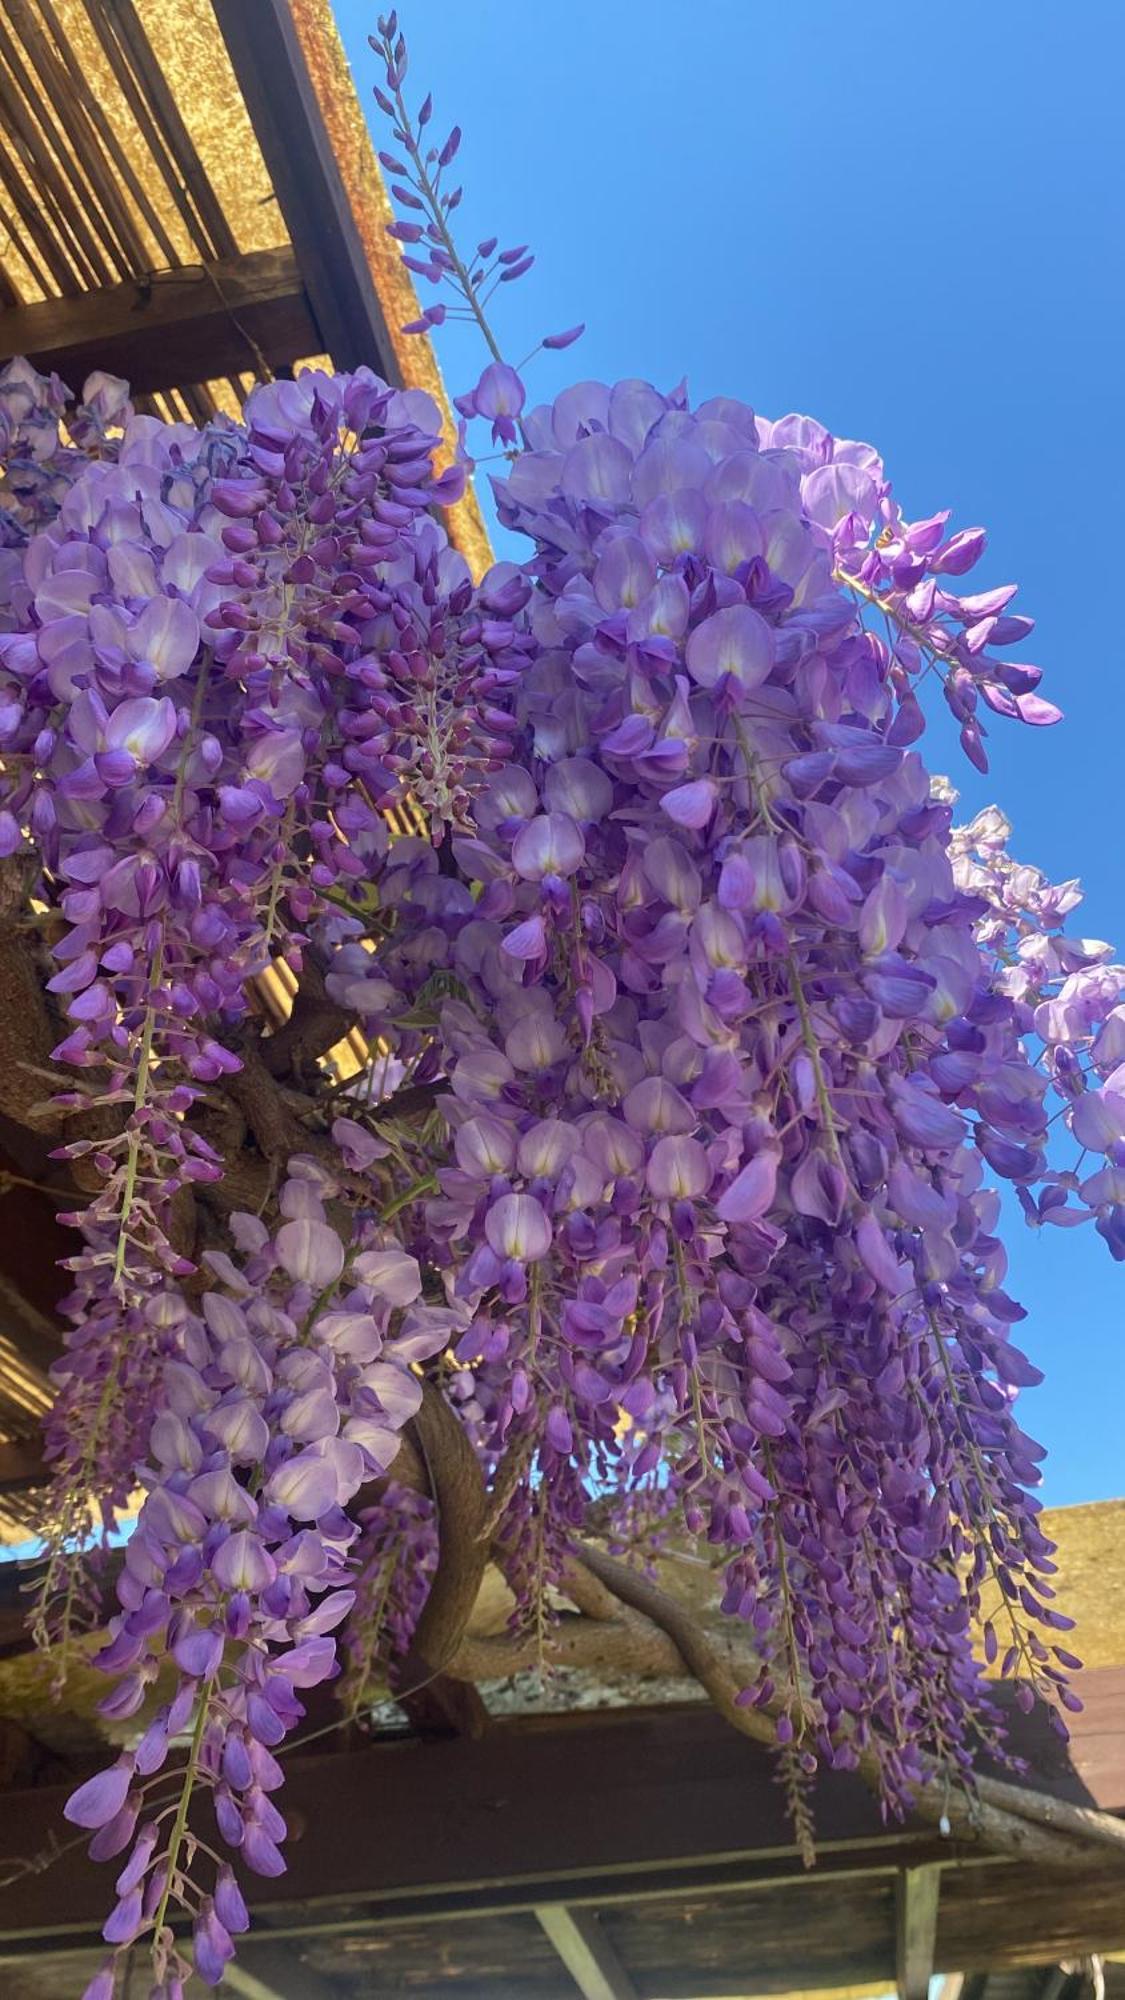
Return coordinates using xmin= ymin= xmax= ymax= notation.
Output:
xmin=63 ymin=1170 xmax=446 ymax=1993
xmin=0 ymin=357 xmax=528 ymax=1655
xmin=0 ymin=18 xmax=1118 ymax=1995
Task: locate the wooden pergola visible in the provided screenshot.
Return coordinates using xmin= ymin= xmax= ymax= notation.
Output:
xmin=0 ymin=1667 xmax=1122 ymax=1998
xmin=0 ymin=0 xmax=488 ymax=562
xmin=0 ymin=9 xmax=1122 ymax=1999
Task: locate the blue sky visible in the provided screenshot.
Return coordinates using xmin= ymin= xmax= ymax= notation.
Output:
xmin=336 ymin=0 xmax=1124 ymax=1505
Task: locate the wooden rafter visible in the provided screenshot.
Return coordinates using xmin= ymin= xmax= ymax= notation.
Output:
xmin=0 ymin=243 xmax=320 ymax=394
xmin=81 ymin=0 xmax=234 ymax=265
xmin=220 ymin=0 xmax=495 ymax=578
xmin=220 ymin=1943 xmax=337 ymax=2000
xmin=0 ymin=1443 xmax=46 ymax=1490
xmin=212 ymin=0 xmax=397 ymax=381
xmin=536 ymin=1905 xmax=640 ymax=2000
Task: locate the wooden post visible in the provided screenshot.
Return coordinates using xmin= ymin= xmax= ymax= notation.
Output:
xmin=897 ymin=1863 xmax=942 ymax=2000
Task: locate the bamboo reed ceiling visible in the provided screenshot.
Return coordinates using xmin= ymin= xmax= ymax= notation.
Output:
xmin=0 ymin=0 xmax=313 ymax=423
xmin=0 ymin=0 xmax=283 ymax=294
xmin=0 ymin=0 xmax=493 ymax=587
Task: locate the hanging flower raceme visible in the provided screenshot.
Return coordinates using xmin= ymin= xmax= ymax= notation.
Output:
xmin=946 ymin=796 xmax=1125 ymax=1255
xmin=66 ymin=1165 xmax=446 ymax=1996
xmin=408 ymin=371 xmax=1098 ymax=1798
xmin=340 ymin=1483 xmax=438 ymax=1707
xmin=0 ymin=359 xmax=526 ymax=1648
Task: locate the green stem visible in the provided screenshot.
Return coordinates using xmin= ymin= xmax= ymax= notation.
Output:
xmin=380 ymin=1172 xmax=437 ymax=1221
xmin=113 ymin=935 xmax=165 ymax=1287
xmin=730 ymin=713 xmax=780 ymax=831
xmin=346 ymin=1537 xmax=403 ymax=1720
xmin=833 ymin=568 xmax=952 ymax=694
xmin=729 ymin=716 xmax=843 ymax=1172
xmin=152 ymin=1676 xmax=215 ymax=1943
xmin=171 ymin=652 xmax=212 ymax=822
xmin=387 ymin=62 xmax=506 ymax=366
xmin=785 ymin=948 xmax=845 ymax=1173
xmin=263 ymin=801 xmax=296 ymax=949
xmin=762 ymin=1446 xmax=809 ymax=1738
xmin=527 ymin=1262 xmax=542 ymax=1364
xmin=670 ymin=1238 xmax=712 ymax=1481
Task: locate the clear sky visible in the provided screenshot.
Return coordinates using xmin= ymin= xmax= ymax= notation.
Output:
xmin=335 ymin=0 xmax=1124 ymax=1506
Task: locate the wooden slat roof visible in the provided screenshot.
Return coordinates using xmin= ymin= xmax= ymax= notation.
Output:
xmin=0 ymin=0 xmax=300 ymax=422
xmin=0 ymin=0 xmax=490 ymax=556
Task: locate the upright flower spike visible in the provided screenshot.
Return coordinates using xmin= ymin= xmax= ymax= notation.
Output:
xmin=369 ymin=13 xmax=538 ymax=375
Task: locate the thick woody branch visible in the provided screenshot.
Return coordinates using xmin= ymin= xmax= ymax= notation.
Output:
xmin=188 ymin=1101 xmax=272 ymax=1219
xmin=449 ymin=1610 xmax=682 ymax=1684
xmin=574 ymin=1546 xmax=1123 ymax=1872
xmin=399 ymin=1379 xmax=489 ymax=1684
xmin=223 ymin=1036 xmax=304 ymax=1166
xmin=189 ymin=1039 xmax=388 ymax=1227
xmin=261 ymin=959 xmax=351 ymax=1080
xmin=373 ymin=1431 xmax=428 ymax=1500
xmin=557 ymin=1555 xmax=622 ymax=1623
xmin=476 ymin=1432 xmax=535 ymax=1545
xmin=971 ymin=1770 xmax=1125 ymax=1860
xmin=371 ymin=1078 xmax=447 ymax=1125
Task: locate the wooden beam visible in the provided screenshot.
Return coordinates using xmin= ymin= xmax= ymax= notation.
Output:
xmin=937 ymin=1856 xmax=1125 ymax=1968
xmin=896 ymin=1864 xmax=942 ymax=2000
xmin=212 ymin=0 xmax=398 ymax=380
xmin=0 ymin=244 xmax=321 ymax=393
xmin=536 ymin=1905 xmax=640 ymax=2000
xmin=0 ymin=1558 xmax=46 ymax=1659
xmin=219 ymin=1966 xmax=289 ymax=2000
xmin=0 ymin=1706 xmax=956 ymax=1945
xmin=0 ymin=1692 xmax=1121 ymax=1959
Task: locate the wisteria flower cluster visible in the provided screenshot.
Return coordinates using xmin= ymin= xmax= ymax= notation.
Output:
xmin=402 ymin=377 xmax=1111 ymax=1786
xmin=0 ymin=354 xmax=528 ymax=1654
xmin=0 ymin=13 xmax=1118 ymax=1995
xmin=63 ymin=1167 xmax=442 ymax=1994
